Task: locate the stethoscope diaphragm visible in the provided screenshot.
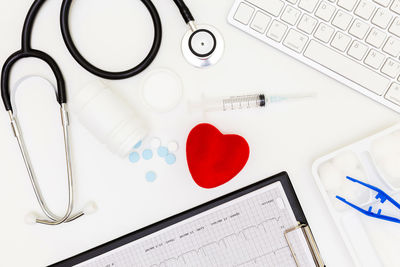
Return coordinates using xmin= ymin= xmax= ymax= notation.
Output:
xmin=182 ymin=24 xmax=224 ymax=68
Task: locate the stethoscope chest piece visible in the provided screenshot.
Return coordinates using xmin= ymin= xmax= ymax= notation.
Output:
xmin=182 ymin=24 xmax=224 ymax=68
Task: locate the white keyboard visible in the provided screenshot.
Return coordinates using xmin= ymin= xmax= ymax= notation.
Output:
xmin=228 ymin=0 xmax=400 ymax=113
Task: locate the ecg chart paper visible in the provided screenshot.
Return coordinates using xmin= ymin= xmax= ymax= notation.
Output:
xmin=76 ymin=182 xmax=315 ymax=267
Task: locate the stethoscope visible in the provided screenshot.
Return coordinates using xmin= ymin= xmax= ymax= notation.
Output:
xmin=1 ymin=0 xmax=224 ymax=225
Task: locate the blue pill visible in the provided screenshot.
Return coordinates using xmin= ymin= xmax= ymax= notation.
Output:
xmin=157 ymin=146 xmax=169 ymax=158
xmin=165 ymin=153 xmax=176 ymax=165
xmin=145 ymin=171 xmax=157 ymax=182
xmin=129 ymin=152 xmax=140 ymax=163
xmin=142 ymin=149 xmax=153 ymax=160
xmin=133 ymin=140 xmax=142 ymax=149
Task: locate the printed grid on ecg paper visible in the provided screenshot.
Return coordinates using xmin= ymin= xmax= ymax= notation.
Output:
xmin=77 ymin=183 xmax=313 ymax=267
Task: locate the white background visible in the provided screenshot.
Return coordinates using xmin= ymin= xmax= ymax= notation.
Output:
xmin=0 ymin=0 xmax=399 ymax=266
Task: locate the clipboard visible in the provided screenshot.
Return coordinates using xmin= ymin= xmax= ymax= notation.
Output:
xmin=51 ymin=172 xmax=324 ymax=267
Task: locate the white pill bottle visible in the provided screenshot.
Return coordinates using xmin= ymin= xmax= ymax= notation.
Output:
xmin=71 ymin=81 xmax=148 ymax=157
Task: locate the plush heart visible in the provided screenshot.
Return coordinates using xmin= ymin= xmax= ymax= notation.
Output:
xmin=186 ymin=123 xmax=250 ymax=188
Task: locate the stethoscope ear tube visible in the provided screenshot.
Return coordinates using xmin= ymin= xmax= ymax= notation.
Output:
xmin=1 ymin=49 xmax=67 ymax=112
xmin=60 ymin=0 xmax=163 ymax=80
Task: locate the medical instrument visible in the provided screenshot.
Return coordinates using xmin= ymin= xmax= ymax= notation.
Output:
xmin=337 ymin=176 xmax=400 ymax=224
xmin=71 ymin=81 xmax=148 ymax=157
xmin=182 ymin=24 xmax=224 ymax=68
xmin=228 ymin=0 xmax=400 ymax=113
xmin=190 ymin=93 xmax=312 ymax=113
xmin=61 ymin=0 xmax=223 ymax=73
xmin=312 ymin=123 xmax=400 ymax=266
xmin=0 ymin=8 xmax=85 ymax=224
xmin=1 ymin=0 xmax=223 ymax=224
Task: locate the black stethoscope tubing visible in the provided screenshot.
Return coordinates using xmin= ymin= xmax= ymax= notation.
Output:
xmin=1 ymin=0 xmax=66 ymax=112
xmin=60 ymin=0 xmax=162 ymax=80
xmin=1 ymin=0 xmax=194 ymax=112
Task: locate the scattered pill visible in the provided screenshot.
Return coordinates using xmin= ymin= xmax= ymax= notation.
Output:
xmin=145 ymin=171 xmax=157 ymax=182
xmin=129 ymin=152 xmax=140 ymax=163
xmin=157 ymin=146 xmax=169 ymax=158
xmin=168 ymin=141 xmax=179 ymax=152
xmin=133 ymin=140 xmax=142 ymax=149
xmin=142 ymin=149 xmax=153 ymax=160
xmin=150 ymin=137 xmax=161 ymax=148
xmin=165 ymin=153 xmax=176 ymax=165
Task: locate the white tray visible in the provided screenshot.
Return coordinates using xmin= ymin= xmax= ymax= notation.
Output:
xmin=312 ymin=124 xmax=400 ymax=267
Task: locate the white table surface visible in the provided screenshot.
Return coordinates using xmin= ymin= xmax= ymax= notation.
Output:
xmin=0 ymin=0 xmax=399 ymax=266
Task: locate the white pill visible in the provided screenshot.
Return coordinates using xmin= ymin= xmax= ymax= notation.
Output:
xmin=331 ymin=151 xmax=360 ymax=172
xmin=319 ymin=162 xmax=345 ymax=192
xmin=168 ymin=141 xmax=179 ymax=152
xmin=150 ymin=137 xmax=161 ymax=148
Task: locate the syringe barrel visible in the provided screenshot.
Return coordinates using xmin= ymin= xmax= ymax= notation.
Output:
xmin=221 ymin=94 xmax=265 ymax=111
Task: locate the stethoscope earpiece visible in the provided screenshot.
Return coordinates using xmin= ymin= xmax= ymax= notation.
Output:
xmin=182 ymin=24 xmax=224 ymax=68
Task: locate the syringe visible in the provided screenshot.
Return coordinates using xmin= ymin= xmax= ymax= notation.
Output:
xmin=189 ymin=93 xmax=313 ymax=113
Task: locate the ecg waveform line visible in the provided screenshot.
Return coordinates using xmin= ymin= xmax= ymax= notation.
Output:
xmin=149 ymin=216 xmax=286 ymax=267
xmin=235 ymin=246 xmax=290 ymax=267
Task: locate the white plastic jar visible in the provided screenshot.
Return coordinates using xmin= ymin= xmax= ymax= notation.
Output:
xmin=71 ymin=81 xmax=148 ymax=157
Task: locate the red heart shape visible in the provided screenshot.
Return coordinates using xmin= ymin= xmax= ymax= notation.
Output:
xmin=186 ymin=123 xmax=250 ymax=188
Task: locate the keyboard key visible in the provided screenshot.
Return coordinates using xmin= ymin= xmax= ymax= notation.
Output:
xmin=331 ymin=31 xmax=352 ymax=51
xmin=364 ymin=49 xmax=385 ymax=69
xmin=314 ymin=23 xmax=334 ymax=42
xmin=385 ymin=83 xmax=400 ymax=106
xmin=299 ymin=0 xmax=319 ymax=13
xmin=348 ymin=40 xmax=368 ymax=60
xmin=315 ymin=1 xmax=336 ymax=21
xmin=389 ymin=17 xmax=400 ymax=38
xmin=281 ymin=5 xmax=301 ymax=25
xmin=366 ymin=28 xmax=387 ymax=48
xmin=251 ymin=11 xmax=272 ymax=33
xmin=332 ymin=10 xmax=353 ymax=31
xmin=374 ymin=0 xmax=391 ymax=7
xmin=267 ymin=20 xmax=288 ymax=41
xmin=381 ymin=58 xmax=400 ymax=78
xmin=304 ymin=40 xmax=390 ymax=95
xmin=234 ymin=3 xmax=254 ymax=25
xmin=372 ymin=8 xmax=393 ymax=29
xmin=337 ymin=0 xmax=358 ymax=11
xmin=373 ymin=0 xmax=391 ymax=7
xmin=283 ymin=29 xmax=309 ymax=52
xmin=251 ymin=0 xmax=284 ymax=16
xmin=383 ymin=37 xmax=400 ymax=57
xmin=349 ymin=19 xmax=369 ymax=39
xmin=355 ymin=1 xmax=376 ymax=20
xmin=391 ymin=0 xmax=400 ymax=14
xmin=298 ymin=14 xmax=318 ymax=34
